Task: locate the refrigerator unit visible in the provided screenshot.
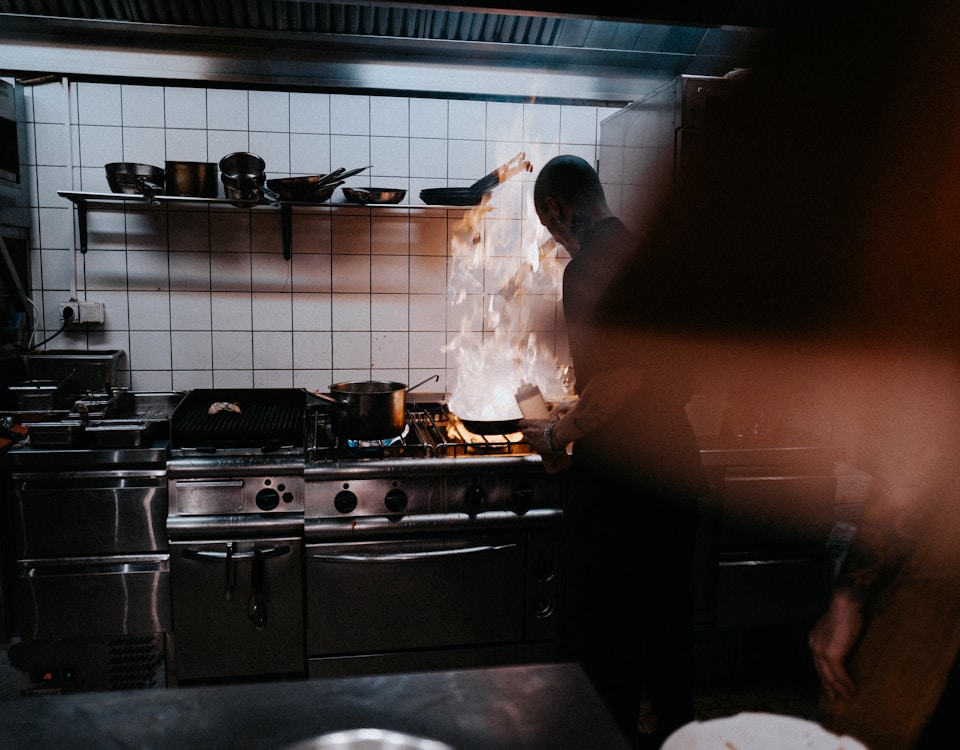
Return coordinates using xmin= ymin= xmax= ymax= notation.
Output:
xmin=598 ymin=73 xmax=742 ymax=236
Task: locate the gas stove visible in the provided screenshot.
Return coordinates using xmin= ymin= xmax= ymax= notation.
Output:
xmin=304 ymin=399 xmax=562 ymax=535
xmin=306 ymin=399 xmax=532 ymax=462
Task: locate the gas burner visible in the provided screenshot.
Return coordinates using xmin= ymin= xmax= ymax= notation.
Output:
xmin=306 ymin=401 xmax=533 ymax=462
xmin=343 ymin=423 xmax=409 ymax=449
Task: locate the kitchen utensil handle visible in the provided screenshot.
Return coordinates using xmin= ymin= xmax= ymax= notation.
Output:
xmin=224 ymin=541 xmax=236 ymax=602
xmin=181 ymin=544 xmax=291 ymax=562
xmin=406 ymin=374 xmax=439 ymax=393
xmin=312 ymin=543 xmax=516 ymax=563
xmin=248 ymin=547 xmax=266 ymax=628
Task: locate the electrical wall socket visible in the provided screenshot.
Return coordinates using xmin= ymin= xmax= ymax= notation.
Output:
xmin=60 ymin=300 xmax=105 ymax=325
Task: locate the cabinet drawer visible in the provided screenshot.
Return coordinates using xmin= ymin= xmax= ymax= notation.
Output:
xmin=719 ymin=473 xmax=837 ymax=550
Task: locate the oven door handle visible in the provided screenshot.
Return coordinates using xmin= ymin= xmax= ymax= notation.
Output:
xmin=311 ymin=543 xmax=517 ymax=563
xmin=180 ymin=544 xmax=291 ymax=562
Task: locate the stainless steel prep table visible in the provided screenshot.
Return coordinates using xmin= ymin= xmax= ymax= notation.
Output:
xmin=0 ymin=663 xmax=634 ymax=750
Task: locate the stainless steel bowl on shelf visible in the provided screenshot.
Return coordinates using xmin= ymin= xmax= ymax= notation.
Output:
xmin=342 ymin=187 xmax=406 ymax=204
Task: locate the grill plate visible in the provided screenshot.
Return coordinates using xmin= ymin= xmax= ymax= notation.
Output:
xmin=171 ymin=389 xmax=305 ymax=450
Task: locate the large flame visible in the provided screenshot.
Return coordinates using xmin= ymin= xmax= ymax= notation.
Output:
xmin=444 ymin=162 xmax=571 ymax=421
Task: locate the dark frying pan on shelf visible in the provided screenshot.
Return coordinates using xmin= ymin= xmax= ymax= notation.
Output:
xmin=105 ymin=162 xmax=165 ymax=203
xmin=419 ymin=187 xmax=486 ymax=206
xmin=266 ymin=176 xmax=344 ymax=203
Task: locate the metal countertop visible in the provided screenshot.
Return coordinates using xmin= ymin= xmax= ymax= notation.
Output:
xmin=0 ymin=663 xmax=633 ymax=750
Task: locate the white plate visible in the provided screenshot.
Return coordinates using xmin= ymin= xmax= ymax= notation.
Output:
xmin=662 ymin=712 xmax=868 ymax=750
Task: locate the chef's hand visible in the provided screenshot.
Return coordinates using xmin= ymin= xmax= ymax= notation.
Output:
xmin=518 ymin=418 xmax=553 ymax=454
xmin=809 ymin=590 xmax=864 ymax=703
xmin=519 ymin=402 xmax=577 ymax=454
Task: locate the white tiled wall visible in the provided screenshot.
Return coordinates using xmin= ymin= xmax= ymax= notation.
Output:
xmin=21 ymin=79 xmax=620 ymax=394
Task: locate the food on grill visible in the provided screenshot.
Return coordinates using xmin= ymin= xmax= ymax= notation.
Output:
xmin=208 ymin=401 xmax=242 ymax=415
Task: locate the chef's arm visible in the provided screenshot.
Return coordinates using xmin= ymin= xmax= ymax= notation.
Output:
xmin=519 ymin=367 xmax=641 ymax=453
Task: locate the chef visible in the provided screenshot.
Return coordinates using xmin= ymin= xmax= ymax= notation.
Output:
xmin=520 ymin=154 xmax=707 ymax=748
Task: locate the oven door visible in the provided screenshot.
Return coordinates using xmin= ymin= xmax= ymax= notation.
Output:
xmin=306 ymin=533 xmax=528 ymax=658
xmin=169 ymin=537 xmax=304 ymax=681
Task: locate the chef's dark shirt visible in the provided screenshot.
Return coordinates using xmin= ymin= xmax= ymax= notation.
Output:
xmin=562 ymin=216 xmax=706 ymax=497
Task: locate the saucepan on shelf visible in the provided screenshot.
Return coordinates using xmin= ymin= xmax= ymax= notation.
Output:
xmin=219 ymin=152 xmax=280 ymax=206
xmin=165 ymin=161 xmax=219 ymax=198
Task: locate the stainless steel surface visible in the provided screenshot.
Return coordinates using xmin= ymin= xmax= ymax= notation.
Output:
xmin=0 ymin=4 xmax=766 ymax=104
xmin=21 ymin=349 xmax=124 ymax=392
xmin=305 ymin=528 xmax=557 ymax=669
xmin=302 ymin=399 xmax=563 ymax=677
xmin=170 ymin=537 xmax=304 ymax=681
xmin=12 ymin=469 xmax=167 ymax=557
xmin=16 ymin=554 xmax=170 ymax=639
xmin=0 ymin=388 xmax=176 ymax=693
xmin=165 ymin=390 xmax=307 ymax=682
xmin=0 ymin=663 xmax=635 ymax=749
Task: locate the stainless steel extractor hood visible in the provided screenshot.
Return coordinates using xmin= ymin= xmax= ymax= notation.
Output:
xmin=0 ymin=1 xmax=769 ymax=104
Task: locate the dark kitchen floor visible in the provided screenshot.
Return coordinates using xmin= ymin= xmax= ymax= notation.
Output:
xmin=637 ymin=624 xmax=821 ymax=737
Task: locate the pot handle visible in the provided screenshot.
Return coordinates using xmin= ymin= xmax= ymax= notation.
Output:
xmin=224 ymin=541 xmax=236 ymax=602
xmin=313 ymin=391 xmax=349 ymax=408
xmin=407 ymin=374 xmax=439 ymax=393
xmin=135 ymin=176 xmax=163 ymax=205
xmin=248 ymin=547 xmax=266 ymax=629
xmin=253 ymin=184 xmax=281 ymax=207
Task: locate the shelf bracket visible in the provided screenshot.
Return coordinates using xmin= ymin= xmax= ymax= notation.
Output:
xmin=76 ymin=201 xmax=88 ymax=254
xmin=280 ymin=204 xmax=292 ymax=260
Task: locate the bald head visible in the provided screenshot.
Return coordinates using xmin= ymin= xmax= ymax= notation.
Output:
xmin=534 ymin=155 xmax=608 ymax=215
xmin=534 ymin=155 xmax=613 ymax=254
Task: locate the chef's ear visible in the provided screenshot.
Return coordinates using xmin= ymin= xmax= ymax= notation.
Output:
xmin=543 ymin=196 xmax=567 ymax=221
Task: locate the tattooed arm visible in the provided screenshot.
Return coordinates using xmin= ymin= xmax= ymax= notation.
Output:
xmin=518 ymin=367 xmax=642 ymax=454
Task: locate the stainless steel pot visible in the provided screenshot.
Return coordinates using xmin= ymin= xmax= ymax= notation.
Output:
xmin=219 ymin=151 xmax=266 ymax=181
xmin=219 ymin=152 xmax=280 ymax=206
xmin=315 ymin=375 xmax=438 ymax=439
xmin=165 ymin=161 xmax=218 ymax=197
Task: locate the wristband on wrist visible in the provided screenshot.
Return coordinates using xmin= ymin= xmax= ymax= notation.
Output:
xmin=543 ymin=420 xmax=565 ymax=454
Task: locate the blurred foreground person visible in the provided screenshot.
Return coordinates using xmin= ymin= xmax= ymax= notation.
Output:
xmin=521 ymin=155 xmax=707 ymax=748
xmin=597 ymin=3 xmax=960 ymax=749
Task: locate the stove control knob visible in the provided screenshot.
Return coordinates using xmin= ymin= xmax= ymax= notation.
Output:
xmin=384 ymin=488 xmax=408 ymax=513
xmin=256 ymin=487 xmax=281 ymax=511
xmin=465 ymin=482 xmax=486 ymax=510
xmin=334 ymin=489 xmax=358 ymax=514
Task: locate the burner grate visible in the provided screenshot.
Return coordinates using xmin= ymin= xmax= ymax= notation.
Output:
xmin=306 ymin=401 xmax=532 ymax=461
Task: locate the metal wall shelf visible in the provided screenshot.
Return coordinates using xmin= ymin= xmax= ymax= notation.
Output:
xmin=58 ymin=191 xmax=485 ymax=259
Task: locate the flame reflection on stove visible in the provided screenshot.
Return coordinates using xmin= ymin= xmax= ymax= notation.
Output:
xmin=446 ymin=415 xmax=522 ymax=445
